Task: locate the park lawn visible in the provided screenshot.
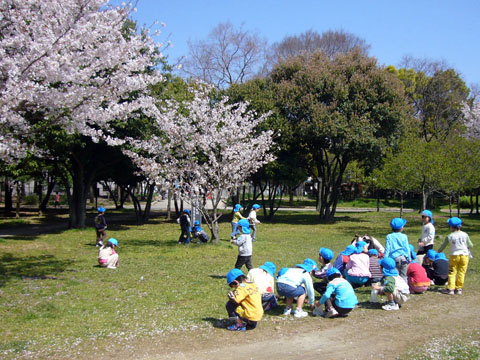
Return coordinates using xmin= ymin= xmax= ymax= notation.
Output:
xmin=0 ymin=210 xmax=479 ymax=358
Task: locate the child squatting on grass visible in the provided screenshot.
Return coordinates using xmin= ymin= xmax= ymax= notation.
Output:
xmin=247 ymin=261 xmax=278 ymax=311
xmin=371 ymin=257 xmax=410 ymax=311
xmin=98 ymin=238 xmax=119 ymax=269
xmin=313 ymin=267 xmax=358 ymax=318
xmin=438 ymin=217 xmax=474 ymax=295
xmin=231 ymin=219 xmax=253 ymax=271
xmin=276 ymin=258 xmax=318 ymax=318
xmin=225 ymin=268 xmax=263 ymax=331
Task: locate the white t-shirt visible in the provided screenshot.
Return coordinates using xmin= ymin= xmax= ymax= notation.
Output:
xmin=420 ymin=222 xmax=435 ymax=247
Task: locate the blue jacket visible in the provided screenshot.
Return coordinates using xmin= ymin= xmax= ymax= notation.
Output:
xmin=320 ymin=277 xmax=358 ymax=309
xmin=384 ymin=232 xmax=411 ymax=261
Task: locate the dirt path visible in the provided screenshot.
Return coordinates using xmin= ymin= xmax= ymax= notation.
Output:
xmin=74 ymin=289 xmax=479 ymax=360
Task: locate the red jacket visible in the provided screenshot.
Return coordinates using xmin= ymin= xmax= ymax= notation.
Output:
xmin=407 ymin=262 xmax=430 ymax=286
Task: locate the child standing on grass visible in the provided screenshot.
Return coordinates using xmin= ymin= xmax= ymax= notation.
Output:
xmin=438 ymin=217 xmax=474 ymax=295
xmin=384 ymin=218 xmax=411 ymax=281
xmin=94 ymin=207 xmax=107 ymax=247
xmin=418 ymin=210 xmax=435 ymax=255
xmin=225 ymin=268 xmax=263 ymax=331
xmin=231 ymin=204 xmax=246 ymax=239
xmin=276 ymin=258 xmax=318 ymax=318
xmin=231 ymin=219 xmax=253 ymax=271
xmin=98 ymin=238 xmax=119 ymax=269
xmin=247 ymin=261 xmax=278 ymax=311
xmin=313 ymin=267 xmax=358 ymax=318
xmin=313 ymin=247 xmax=334 ymax=295
xmin=177 ymin=209 xmax=192 ymax=245
xmin=248 ymin=204 xmax=261 ymax=241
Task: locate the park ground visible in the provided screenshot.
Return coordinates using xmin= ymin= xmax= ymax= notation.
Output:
xmin=0 ymin=207 xmax=479 ymax=359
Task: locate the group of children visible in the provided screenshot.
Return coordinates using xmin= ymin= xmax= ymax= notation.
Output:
xmin=224 ymin=211 xmax=474 ymax=331
xmin=176 ymin=209 xmax=210 ymax=245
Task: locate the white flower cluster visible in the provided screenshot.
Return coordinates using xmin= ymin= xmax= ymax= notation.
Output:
xmin=0 ymin=0 xmax=162 ymax=161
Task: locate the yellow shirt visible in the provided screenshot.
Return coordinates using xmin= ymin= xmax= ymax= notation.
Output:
xmin=232 ymin=211 xmax=246 ymax=223
xmin=232 ymin=282 xmax=263 ymax=322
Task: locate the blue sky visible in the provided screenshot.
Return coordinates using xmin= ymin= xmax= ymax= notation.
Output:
xmin=123 ymin=0 xmax=480 ymax=87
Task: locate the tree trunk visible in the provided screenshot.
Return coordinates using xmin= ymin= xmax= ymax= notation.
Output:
xmin=68 ymin=156 xmax=95 ymax=229
xmin=399 ymin=192 xmax=404 ymax=218
xmin=457 ymin=193 xmax=461 ymax=217
xmin=40 ymin=176 xmax=56 ymax=212
xmin=476 ymin=189 xmax=479 ymax=215
xmin=421 ymin=179 xmax=428 ymax=211
xmin=470 ymin=192 xmax=474 ymax=215
xmin=15 ymin=181 xmax=23 ymax=218
xmin=449 ymin=196 xmax=453 ymax=217
xmin=376 ymin=188 xmax=380 ymax=212
xmin=4 ymin=177 xmax=13 ymax=213
xmin=166 ymin=188 xmax=172 ymax=220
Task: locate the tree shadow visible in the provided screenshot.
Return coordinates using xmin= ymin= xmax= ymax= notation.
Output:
xmin=208 ymin=274 xmax=225 ymax=280
xmin=202 ymin=317 xmax=234 ymax=329
xmin=268 ymin=213 xmax=364 ymax=225
xmin=0 ymin=253 xmax=71 ymax=287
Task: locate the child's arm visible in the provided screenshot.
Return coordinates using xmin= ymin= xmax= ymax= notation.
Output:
xmin=231 ymin=235 xmax=245 ymax=247
xmin=467 ymin=236 xmax=473 ymax=249
xmin=437 ymin=236 xmax=449 ymax=253
xmin=319 ymin=283 xmax=335 ymax=305
xmin=302 ymin=273 xmax=316 ymax=306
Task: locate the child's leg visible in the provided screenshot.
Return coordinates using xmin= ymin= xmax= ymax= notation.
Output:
xmin=230 ymin=222 xmax=239 ymax=238
xmin=295 ymin=293 xmax=306 ymax=309
xmin=447 ymin=255 xmax=459 ymax=290
xmin=285 ymin=297 xmax=294 ymax=309
xmin=245 ymin=256 xmax=253 ymax=271
xmin=455 ymin=255 xmax=469 ymax=290
xmin=250 ymin=224 xmax=257 ymax=240
xmin=235 ymin=256 xmax=247 ymax=270
xmin=226 ymin=300 xmax=239 ymax=318
xmin=385 ymin=292 xmax=394 ymax=302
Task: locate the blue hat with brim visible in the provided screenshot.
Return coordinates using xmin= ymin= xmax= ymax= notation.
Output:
xmin=194 ymin=220 xmax=200 ymax=225
xmin=259 ymin=262 xmax=276 ymax=277
xmin=326 ymin=267 xmax=341 ymax=278
xmin=409 ymin=244 xmax=417 ymax=260
xmin=98 ymin=207 xmax=106 ymax=213
xmin=184 ymin=209 xmax=191 ymax=214
xmin=227 ymin=268 xmax=244 ymax=284
xmin=355 ymin=241 xmax=367 ymax=254
xmin=435 ymin=252 xmax=448 ymax=261
xmin=426 ymin=249 xmax=437 ymax=261
xmin=252 ymin=204 xmax=261 ymax=209
xmin=368 ymin=249 xmax=379 ymax=256
xmin=296 ymin=258 xmax=318 ymax=272
xmin=380 ymin=257 xmax=398 ymax=277
xmin=447 ymin=217 xmax=462 ymax=227
xmin=234 ymin=204 xmax=242 ymax=212
xmin=108 ymin=238 xmax=118 ymax=247
xmin=390 ymin=217 xmax=407 ymax=230
xmin=421 ymin=210 xmax=434 ymax=224
xmin=341 ymin=245 xmax=357 ymax=256
xmin=319 ymin=248 xmax=334 ymax=261
xmin=237 ymin=219 xmax=251 ymax=234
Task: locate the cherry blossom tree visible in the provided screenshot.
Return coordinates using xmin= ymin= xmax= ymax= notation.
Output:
xmin=126 ymin=85 xmax=275 ymax=243
xmin=1 ymin=0 xmax=164 ymax=227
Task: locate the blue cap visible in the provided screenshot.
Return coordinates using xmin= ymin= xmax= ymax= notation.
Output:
xmin=341 ymin=245 xmax=357 ymax=256
xmin=426 ymin=249 xmax=437 ymax=261
xmin=447 ymin=217 xmax=462 ymax=227
xmin=380 ymin=257 xmax=398 ymax=277
xmin=184 ymin=209 xmax=191 ymax=214
xmin=326 ymin=267 xmax=341 ymax=278
xmin=319 ymin=248 xmax=334 ymax=261
xmin=297 ymin=258 xmax=318 ymax=272
xmin=259 ymin=262 xmax=276 ymax=277
xmin=108 ymin=238 xmax=118 ymax=247
xmin=368 ymin=249 xmax=379 ymax=256
xmin=409 ymin=244 xmax=417 ymax=260
xmin=355 ymin=241 xmax=367 ymax=253
xmin=252 ymin=204 xmax=261 ymax=209
xmin=435 ymin=252 xmax=448 ymax=261
xmin=390 ymin=217 xmax=407 ymax=230
xmin=226 ymin=268 xmax=244 ymax=284
xmin=194 ymin=220 xmax=200 ymax=225
xmin=237 ymin=219 xmax=251 ymax=234
xmin=421 ymin=210 xmax=434 ymax=224
xmin=234 ymin=204 xmax=242 ymax=212
xmin=97 ymin=207 xmax=106 ymax=213
xmin=277 ymin=267 xmax=289 ymax=278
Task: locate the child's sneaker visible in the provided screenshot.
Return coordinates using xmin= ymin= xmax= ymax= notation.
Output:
xmin=227 ymin=323 xmax=246 ymax=331
xmin=294 ymin=309 xmax=308 ymax=318
xmin=440 ymin=288 xmax=455 ymax=295
xmin=382 ymin=302 xmax=399 ymax=311
xmin=455 ymin=289 xmax=463 ymax=295
xmin=324 ymin=307 xmax=339 ymax=318
xmin=283 ymin=307 xmax=292 ymax=315
xmin=312 ymin=306 xmax=325 ymax=317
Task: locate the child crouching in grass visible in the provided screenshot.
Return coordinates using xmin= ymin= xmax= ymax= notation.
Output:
xmin=313 ymin=267 xmax=357 ymax=318
xmin=98 ymin=238 xmax=119 ymax=269
xmin=372 ymin=257 xmax=410 ymax=311
xmin=225 ymin=268 xmax=263 ymax=331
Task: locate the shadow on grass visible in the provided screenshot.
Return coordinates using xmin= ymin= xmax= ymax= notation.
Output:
xmin=356 ymin=301 xmax=382 ymax=310
xmin=202 ymin=317 xmax=234 ymax=329
xmin=269 ymin=213 xmax=364 ymax=225
xmin=0 ymin=253 xmax=71 ymax=287
xmin=208 ymin=274 xmax=225 ymax=280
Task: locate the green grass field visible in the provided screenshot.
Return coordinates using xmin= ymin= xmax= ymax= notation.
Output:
xmin=0 ymin=209 xmax=479 ymax=358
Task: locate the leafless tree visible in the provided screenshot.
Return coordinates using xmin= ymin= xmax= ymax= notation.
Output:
xmin=399 ymin=55 xmax=449 ymax=76
xmin=181 ymin=22 xmax=268 ymax=88
xmin=269 ymin=29 xmax=370 ymax=66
